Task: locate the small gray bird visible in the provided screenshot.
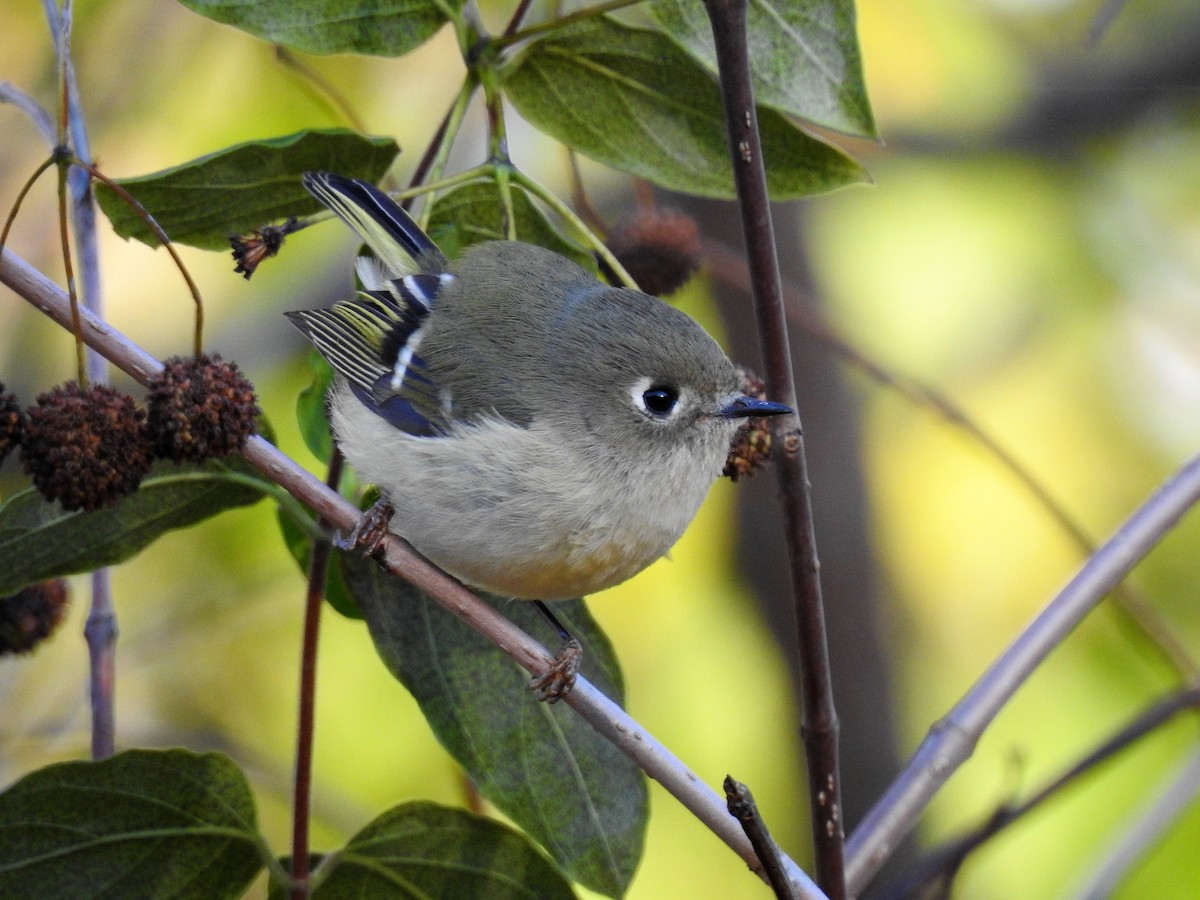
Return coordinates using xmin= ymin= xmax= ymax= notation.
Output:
xmin=287 ymin=172 xmax=790 ymax=603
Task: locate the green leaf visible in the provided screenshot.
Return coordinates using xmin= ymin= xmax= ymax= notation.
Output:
xmin=177 ymin=0 xmax=462 ymax=57
xmin=426 ymin=180 xmax=596 ymax=271
xmin=297 ymin=348 xmax=336 ymax=464
xmin=307 ymin=802 xmax=576 ymax=898
xmin=650 ymin=0 xmax=876 ymax=137
xmin=95 ymin=129 xmax=399 ymax=249
xmin=0 ymin=748 xmax=266 ymax=900
xmin=0 ymin=458 xmax=270 ymax=596
xmin=342 ymin=556 xmax=647 ymax=898
xmin=501 ymin=16 xmax=867 ymax=200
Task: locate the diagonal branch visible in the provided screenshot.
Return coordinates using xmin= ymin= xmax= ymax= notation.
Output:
xmin=701 ymin=0 xmax=843 ymax=893
xmin=882 ymin=685 xmax=1200 ymax=896
xmin=0 ymin=247 xmax=828 ymax=900
xmin=845 ymin=452 xmax=1200 ymax=894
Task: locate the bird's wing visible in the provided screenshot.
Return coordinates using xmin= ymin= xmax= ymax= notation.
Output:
xmin=287 ymin=173 xmax=454 ymax=436
xmin=302 ymin=171 xmax=448 ymax=277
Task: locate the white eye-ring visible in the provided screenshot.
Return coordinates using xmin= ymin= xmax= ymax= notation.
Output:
xmin=630 ymin=376 xmax=682 ymax=420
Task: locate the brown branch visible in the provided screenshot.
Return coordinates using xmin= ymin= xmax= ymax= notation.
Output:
xmin=701 ymin=0 xmax=844 ymax=893
xmin=0 ymin=247 xmax=827 ymax=900
xmin=726 ymin=776 xmax=802 ymax=900
xmin=54 ymin=153 xmax=87 ymax=384
xmin=501 ymin=0 xmax=538 ymax=38
xmin=290 ymin=452 xmax=342 ymax=899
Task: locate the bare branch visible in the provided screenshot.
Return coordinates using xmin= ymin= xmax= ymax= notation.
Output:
xmin=0 ymin=247 xmax=827 ymax=900
xmin=0 ymin=83 xmax=56 ymax=146
xmin=726 ymin=776 xmax=802 ymax=900
xmin=1071 ymin=745 xmax=1200 ymax=897
xmin=846 ymin=455 xmax=1200 ymax=894
xmin=700 ymin=0 xmax=843 ymax=892
xmin=881 ymin=686 xmax=1200 ymax=897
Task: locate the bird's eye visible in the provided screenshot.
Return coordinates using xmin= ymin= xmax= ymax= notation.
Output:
xmin=641 ymin=385 xmax=679 ymax=417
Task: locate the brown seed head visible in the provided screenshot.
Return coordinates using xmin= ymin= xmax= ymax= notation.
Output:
xmin=0 ymin=382 xmax=23 ymax=465
xmin=0 ymin=579 xmax=70 ymax=656
xmin=607 ymin=208 xmax=702 ymax=297
xmin=20 ymin=382 xmax=151 ymax=511
xmin=724 ymin=366 xmax=775 ymax=482
xmin=146 ymin=354 xmax=259 ymax=462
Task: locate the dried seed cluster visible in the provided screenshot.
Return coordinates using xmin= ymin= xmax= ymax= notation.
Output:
xmin=231 ymin=218 xmax=300 ymax=280
xmin=0 ymin=382 xmax=23 ymax=465
xmin=7 ymin=355 xmax=258 ymax=511
xmin=146 ymin=354 xmax=260 ymax=462
xmin=607 ymin=208 xmax=702 ymax=297
xmin=0 ymin=579 xmax=70 ymax=656
xmin=21 ymin=381 xmax=151 ymax=511
xmin=724 ymin=367 xmax=776 ymax=482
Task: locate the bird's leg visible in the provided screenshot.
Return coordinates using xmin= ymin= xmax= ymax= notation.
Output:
xmin=528 ymin=600 xmax=583 ymax=703
xmin=336 ymin=498 xmax=395 ymax=558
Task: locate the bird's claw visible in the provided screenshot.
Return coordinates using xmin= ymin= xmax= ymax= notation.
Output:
xmin=529 ymin=638 xmax=583 ymax=703
xmin=336 ymin=500 xmax=395 ymax=557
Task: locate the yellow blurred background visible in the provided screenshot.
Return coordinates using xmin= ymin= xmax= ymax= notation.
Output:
xmin=3 ymin=0 xmax=1200 ymax=897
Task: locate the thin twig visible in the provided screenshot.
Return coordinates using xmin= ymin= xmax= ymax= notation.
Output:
xmin=564 ymin=149 xmax=606 ymax=235
xmin=726 ymin=776 xmax=801 ymax=900
xmin=50 ymin=0 xmax=120 ymax=759
xmin=408 ymin=78 xmax=478 ymax=223
xmin=290 ymin=452 xmax=343 ymax=900
xmin=1071 ymin=743 xmax=1200 ymax=898
xmin=63 ymin=72 xmax=103 ymax=387
xmin=495 ymin=0 xmax=644 ymax=47
xmin=0 ymin=157 xmax=57 ymax=259
xmin=1085 ymin=0 xmax=1130 ymax=47
xmin=881 ymin=686 xmax=1200 ymax=897
xmin=476 ymin=54 xmax=519 ymax=242
xmin=700 ymin=0 xmax=844 ymax=893
xmin=46 ymin=0 xmax=88 ymax=386
xmin=405 ymin=100 xmax=455 ymax=204
xmin=55 ymin=154 xmax=87 ymax=385
xmin=0 ymin=83 xmax=56 ymax=145
xmin=845 ymin=455 xmax=1200 ymax=895
xmin=513 ymin=170 xmax=636 ymax=287
xmin=0 ymin=247 xmax=827 ymax=900
xmin=76 ymin=161 xmax=205 ymax=356
xmin=501 ymin=0 xmax=538 ymax=38
xmin=83 ymin=567 xmax=117 ymax=759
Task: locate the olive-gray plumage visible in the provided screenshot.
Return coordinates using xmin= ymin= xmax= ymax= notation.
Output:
xmin=289 ymin=173 xmax=790 ymax=600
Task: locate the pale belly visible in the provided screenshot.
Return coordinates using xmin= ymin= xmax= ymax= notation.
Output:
xmin=331 ymin=382 xmax=731 ymax=600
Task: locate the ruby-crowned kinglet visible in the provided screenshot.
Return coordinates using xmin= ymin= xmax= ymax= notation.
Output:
xmin=288 ymin=172 xmax=791 ymax=601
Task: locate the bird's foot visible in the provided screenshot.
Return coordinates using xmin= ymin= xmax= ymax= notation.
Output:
xmin=336 ymin=499 xmax=395 ymax=557
xmin=529 ymin=638 xmax=583 ymax=704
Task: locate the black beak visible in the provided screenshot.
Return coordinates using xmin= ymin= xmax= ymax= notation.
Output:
xmin=718 ymin=395 xmax=793 ymax=419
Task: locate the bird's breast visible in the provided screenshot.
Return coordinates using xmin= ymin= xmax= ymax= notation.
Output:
xmin=330 ymin=386 xmax=730 ymax=599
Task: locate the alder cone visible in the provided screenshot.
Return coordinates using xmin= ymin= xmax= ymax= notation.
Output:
xmin=146 ymin=354 xmax=259 ymax=462
xmin=21 ymin=381 xmax=150 ymax=511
